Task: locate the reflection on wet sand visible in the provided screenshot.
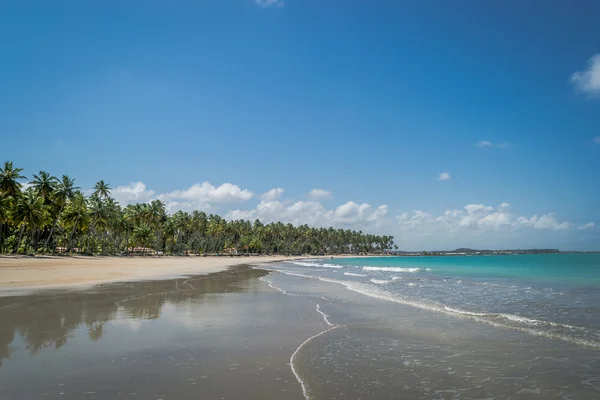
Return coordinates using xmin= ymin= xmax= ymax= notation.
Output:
xmin=0 ymin=266 xmax=324 ymax=400
xmin=0 ymin=267 xmax=267 ymax=369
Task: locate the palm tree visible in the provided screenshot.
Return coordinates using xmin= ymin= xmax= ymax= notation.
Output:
xmin=0 ymin=195 xmax=13 ymax=249
xmin=92 ymin=180 xmax=111 ymax=200
xmin=62 ymin=192 xmax=89 ymax=252
xmin=1 ymin=161 xmax=397 ymax=256
xmin=86 ymin=197 xmax=110 ymax=253
xmin=0 ymin=161 xmax=26 ymax=196
xmin=45 ymin=175 xmax=79 ymax=251
xmin=132 ymin=224 xmax=155 ymax=254
xmin=29 ymin=171 xmax=58 ymax=202
xmin=0 ymin=196 xmax=11 ymax=225
xmin=12 ymin=191 xmax=48 ymax=253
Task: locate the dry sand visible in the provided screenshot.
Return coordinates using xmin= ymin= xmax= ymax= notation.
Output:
xmin=0 ymin=255 xmax=316 ymax=295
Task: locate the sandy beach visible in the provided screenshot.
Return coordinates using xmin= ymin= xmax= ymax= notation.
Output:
xmin=0 ymin=255 xmax=310 ymax=295
xmin=3 ymin=259 xmax=598 ymax=399
xmin=0 ymin=255 xmax=370 ymax=295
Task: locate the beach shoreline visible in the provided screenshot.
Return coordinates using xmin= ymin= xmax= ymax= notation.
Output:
xmin=0 ymin=254 xmax=373 ymax=295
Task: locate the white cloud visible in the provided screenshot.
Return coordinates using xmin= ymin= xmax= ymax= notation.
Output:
xmin=228 ymin=198 xmax=594 ymax=249
xmin=578 ymin=222 xmax=595 ymax=230
xmin=162 ymin=200 xmax=212 ymax=214
xmin=465 ymin=204 xmax=494 ymax=213
xmin=87 ymin=179 xmax=596 ymax=250
xmin=261 ymin=188 xmax=285 ymax=201
xmin=512 ymin=214 xmax=572 ymax=230
xmin=159 ymin=182 xmax=253 ymax=204
xmin=112 ymin=182 xmax=156 ymax=205
xmin=571 ymin=54 xmax=600 ymax=96
xmin=226 ymin=200 xmax=388 ymax=229
xmin=439 ymin=172 xmax=451 ymax=181
xmin=255 ymin=0 xmax=283 ymax=7
xmin=308 ymin=188 xmax=332 ymax=200
xmin=94 ymin=181 xmax=252 ymax=213
xmin=391 ymin=203 xmax=594 ymax=249
xmin=475 ymin=140 xmax=511 ymax=148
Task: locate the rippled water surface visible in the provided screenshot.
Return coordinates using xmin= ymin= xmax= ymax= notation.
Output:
xmin=258 ymin=254 xmax=600 ymax=398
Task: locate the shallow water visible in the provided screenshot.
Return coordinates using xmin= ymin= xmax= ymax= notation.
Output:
xmin=261 ymin=264 xmax=600 ymax=399
xmin=274 ymin=255 xmax=600 ymax=349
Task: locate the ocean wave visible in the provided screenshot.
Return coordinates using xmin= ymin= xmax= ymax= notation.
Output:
xmin=344 ymin=272 xmax=368 ymax=277
xmin=370 ymin=279 xmax=391 ymax=285
xmin=286 ymin=261 xmax=343 ymax=269
xmin=494 ymin=312 xmax=583 ymax=330
xmin=282 ymin=273 xmax=600 ymax=349
xmin=363 ymin=266 xmax=421 ymax=272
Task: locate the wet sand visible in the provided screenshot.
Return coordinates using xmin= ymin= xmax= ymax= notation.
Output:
xmin=0 ymin=255 xmax=311 ymax=295
xmin=0 ymin=266 xmax=329 ymax=399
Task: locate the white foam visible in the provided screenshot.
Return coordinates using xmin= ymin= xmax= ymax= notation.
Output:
xmin=363 ymin=266 xmax=421 ymax=272
xmin=344 ymin=272 xmax=367 ymax=277
xmin=283 ymin=273 xmax=600 ymax=349
xmin=316 ymin=303 xmax=334 ymax=326
xmin=290 ymin=325 xmax=340 ymax=399
xmin=286 ymin=261 xmax=343 ymax=269
xmin=370 ymin=279 xmax=391 ymax=285
xmin=259 ymin=276 xmax=310 ymax=297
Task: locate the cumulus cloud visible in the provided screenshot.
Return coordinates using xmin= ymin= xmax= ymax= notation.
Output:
xmin=578 ymin=222 xmax=595 ymax=230
xmin=412 ymin=203 xmax=575 ymax=232
xmin=95 ymin=181 xmax=252 ymax=213
xmin=308 ymin=188 xmax=333 ymax=199
xmin=439 ymin=172 xmax=451 ymax=181
xmin=112 ymin=182 xmax=156 ymax=205
xmin=261 ymin=188 xmax=285 ymax=201
xmin=571 ymin=54 xmax=600 ymax=96
xmin=89 ymin=179 xmax=596 ymax=249
xmin=255 ymin=0 xmax=283 ymax=7
xmin=227 ymin=198 xmax=594 ymax=249
xmin=159 ymin=182 xmax=253 ymax=204
xmin=475 ymin=140 xmax=511 ymax=148
xmin=227 ymin=200 xmax=388 ymax=229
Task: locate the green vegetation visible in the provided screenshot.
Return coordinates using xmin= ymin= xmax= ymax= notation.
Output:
xmin=0 ymin=162 xmax=396 ymax=256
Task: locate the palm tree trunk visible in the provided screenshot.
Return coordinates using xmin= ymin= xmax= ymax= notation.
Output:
xmin=102 ymin=230 xmax=108 ymax=255
xmin=45 ymin=203 xmax=64 ymax=252
xmin=14 ymin=224 xmax=25 ymax=254
xmin=68 ymin=215 xmax=80 ymax=252
xmin=33 ymin=228 xmax=40 ymax=252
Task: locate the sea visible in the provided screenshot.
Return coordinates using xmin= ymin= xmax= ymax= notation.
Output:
xmin=259 ymin=254 xmax=600 ymax=399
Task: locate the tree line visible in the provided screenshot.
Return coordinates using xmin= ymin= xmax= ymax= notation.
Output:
xmin=0 ymin=161 xmax=396 ymax=255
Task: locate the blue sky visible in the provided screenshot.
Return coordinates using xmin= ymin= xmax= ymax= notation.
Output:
xmin=1 ymin=1 xmax=599 ymax=250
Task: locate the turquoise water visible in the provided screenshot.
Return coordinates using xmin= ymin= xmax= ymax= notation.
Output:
xmin=263 ymin=254 xmax=600 ymax=348
xmin=331 ymin=254 xmax=600 ymax=285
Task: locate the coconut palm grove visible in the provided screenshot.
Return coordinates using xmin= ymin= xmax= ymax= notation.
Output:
xmin=0 ymin=162 xmax=396 ymax=256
